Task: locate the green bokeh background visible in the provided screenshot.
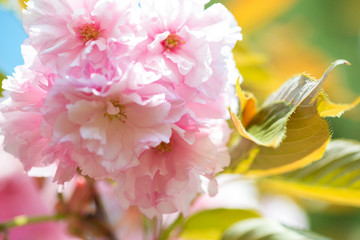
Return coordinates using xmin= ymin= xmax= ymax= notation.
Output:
xmin=221 ymin=1 xmax=360 ymax=239
xmin=277 ymin=0 xmax=360 ymax=142
xmin=210 ymin=0 xmax=360 ymax=142
xmin=228 ymin=0 xmax=359 ymax=142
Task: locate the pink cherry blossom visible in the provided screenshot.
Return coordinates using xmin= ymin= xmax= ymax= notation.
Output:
xmin=0 ymin=65 xmax=79 ymax=185
xmin=1 ymin=65 xmax=52 ymax=171
xmin=135 ymin=0 xmax=241 ymax=101
xmin=1 ymin=0 xmax=242 ymax=218
xmin=23 ymin=0 xmax=144 ymax=75
xmin=41 ymin=64 xmax=187 ymax=180
xmin=115 ymin=119 xmax=231 ymax=218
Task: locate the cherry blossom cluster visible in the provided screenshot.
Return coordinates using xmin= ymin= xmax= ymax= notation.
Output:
xmin=1 ymin=0 xmax=241 ymax=217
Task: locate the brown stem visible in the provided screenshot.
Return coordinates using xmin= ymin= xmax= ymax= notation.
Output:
xmin=93 ymin=187 xmax=117 ymax=240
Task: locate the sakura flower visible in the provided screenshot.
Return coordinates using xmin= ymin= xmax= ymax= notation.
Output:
xmin=115 ymin=118 xmax=231 ymax=218
xmin=41 ymin=64 xmax=187 ymax=180
xmin=136 ymin=0 xmax=242 ymax=101
xmin=1 ymin=0 xmax=241 ymax=218
xmin=0 ymin=65 xmax=79 ymax=184
xmin=0 ymin=65 xmax=52 ymax=171
xmin=23 ymin=0 xmax=144 ymax=75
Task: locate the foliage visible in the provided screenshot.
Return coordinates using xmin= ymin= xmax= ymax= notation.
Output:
xmin=179 ymin=209 xmax=260 ymax=240
xmin=0 ymin=71 xmax=5 ymax=97
xmin=221 ymin=218 xmax=331 ymax=240
xmin=229 ymin=60 xmax=359 ymax=176
xmin=260 ymin=140 xmax=360 ymax=207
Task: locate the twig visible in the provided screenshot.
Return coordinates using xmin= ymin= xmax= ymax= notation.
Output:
xmin=0 ymin=214 xmax=65 ymax=233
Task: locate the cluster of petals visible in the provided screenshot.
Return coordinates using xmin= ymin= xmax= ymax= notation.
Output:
xmin=1 ymin=0 xmax=242 ymax=216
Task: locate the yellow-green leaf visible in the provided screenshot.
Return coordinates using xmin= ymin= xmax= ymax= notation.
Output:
xmin=246 ymin=101 xmax=293 ymax=146
xmin=0 ymin=72 xmax=5 ymax=80
xmin=180 ymin=209 xmax=260 ymax=240
xmin=236 ymin=80 xmax=258 ymax=128
xmin=245 ymin=104 xmax=330 ymax=176
xmin=230 ymin=60 xmax=348 ymax=149
xmin=317 ymin=91 xmax=360 ymax=118
xmin=0 ymin=71 xmax=6 ymax=97
xmin=230 ymin=101 xmax=293 ymax=148
xmin=222 ymin=218 xmax=331 ymax=240
xmin=260 ymin=140 xmax=360 ymax=207
xmin=229 ymin=60 xmax=352 ymax=176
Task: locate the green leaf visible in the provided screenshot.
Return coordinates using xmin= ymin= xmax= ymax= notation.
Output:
xmin=229 ymin=60 xmax=353 ymax=176
xmin=316 ymin=91 xmax=360 ymax=118
xmin=246 ymin=101 xmax=293 ymax=146
xmin=229 ymin=92 xmax=293 ymax=149
xmin=179 ymin=208 xmax=260 ymax=240
xmin=0 ymin=72 xmax=5 ymax=81
xmin=260 ymin=140 xmax=360 ymax=207
xmin=222 ymin=218 xmax=331 ymax=240
xmin=245 ymin=104 xmax=330 ymax=176
xmin=0 ymin=71 xmax=6 ymax=97
xmin=231 ymin=60 xmax=347 ymax=147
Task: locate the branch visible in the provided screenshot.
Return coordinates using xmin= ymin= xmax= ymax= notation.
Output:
xmin=0 ymin=214 xmax=66 ymax=232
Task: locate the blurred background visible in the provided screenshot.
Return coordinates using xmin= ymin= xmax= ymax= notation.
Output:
xmin=0 ymin=0 xmax=360 ymax=239
xmin=218 ymin=1 xmax=360 ymax=239
xmin=218 ymin=0 xmax=360 ymax=142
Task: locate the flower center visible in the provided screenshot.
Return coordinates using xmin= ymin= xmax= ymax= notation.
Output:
xmin=75 ymin=23 xmax=100 ymax=42
xmin=104 ymin=98 xmax=127 ymax=123
xmin=163 ymin=33 xmax=184 ymax=51
xmin=154 ymin=141 xmax=173 ymax=153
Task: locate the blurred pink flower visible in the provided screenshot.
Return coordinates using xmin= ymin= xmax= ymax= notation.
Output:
xmin=0 ymin=144 xmax=76 ymax=240
xmin=96 ymin=181 xmax=144 ymax=239
xmin=0 ymin=174 xmax=74 ymax=240
xmin=115 ymin=119 xmax=231 ymax=218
